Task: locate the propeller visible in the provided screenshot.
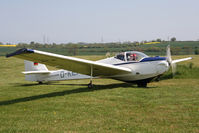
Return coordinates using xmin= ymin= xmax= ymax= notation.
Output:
xmin=166 ymin=45 xmax=176 ymax=76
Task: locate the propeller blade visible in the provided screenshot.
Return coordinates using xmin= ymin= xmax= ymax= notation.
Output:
xmin=171 ymin=62 xmax=176 ymax=76
xmin=166 ymin=45 xmax=176 ymax=76
xmin=166 ymin=45 xmax=172 ymax=64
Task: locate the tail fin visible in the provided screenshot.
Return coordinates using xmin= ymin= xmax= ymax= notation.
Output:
xmin=24 ymin=60 xmax=48 ymax=71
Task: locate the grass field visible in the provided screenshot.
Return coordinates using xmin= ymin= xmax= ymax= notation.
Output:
xmin=0 ymin=55 xmax=199 ymax=133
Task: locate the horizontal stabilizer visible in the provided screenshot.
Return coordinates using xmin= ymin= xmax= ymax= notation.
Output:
xmin=172 ymin=57 xmax=192 ymax=64
xmin=22 ymin=71 xmax=51 ymax=75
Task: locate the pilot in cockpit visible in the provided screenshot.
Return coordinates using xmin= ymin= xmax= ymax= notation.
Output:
xmin=130 ymin=53 xmax=137 ymax=61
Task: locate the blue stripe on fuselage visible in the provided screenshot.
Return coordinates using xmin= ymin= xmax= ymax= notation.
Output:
xmin=140 ymin=57 xmax=166 ymax=62
xmin=114 ymin=57 xmax=166 ymax=66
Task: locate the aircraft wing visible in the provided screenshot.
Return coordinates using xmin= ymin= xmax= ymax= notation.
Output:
xmin=172 ymin=57 xmax=192 ymax=64
xmin=6 ymin=48 xmax=132 ymax=77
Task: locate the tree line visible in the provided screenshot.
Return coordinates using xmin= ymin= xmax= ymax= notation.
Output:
xmin=0 ymin=38 xmax=199 ymax=56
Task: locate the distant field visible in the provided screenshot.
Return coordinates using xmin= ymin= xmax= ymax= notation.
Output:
xmin=172 ymin=55 xmax=199 ymax=67
xmin=0 ymin=47 xmax=17 ymax=56
xmin=1 ymin=41 xmax=199 ymax=56
xmin=0 ymin=56 xmax=199 ymax=133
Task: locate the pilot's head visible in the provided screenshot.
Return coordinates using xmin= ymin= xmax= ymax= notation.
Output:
xmin=132 ymin=54 xmax=136 ymax=56
xmin=130 ymin=54 xmax=136 ymax=60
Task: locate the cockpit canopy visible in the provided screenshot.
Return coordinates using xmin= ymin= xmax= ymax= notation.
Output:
xmin=115 ymin=51 xmax=148 ymax=62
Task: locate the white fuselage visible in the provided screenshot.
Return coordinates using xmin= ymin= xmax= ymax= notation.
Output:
xmin=24 ymin=54 xmax=169 ymax=83
xmin=7 ymin=47 xmax=191 ymax=85
xmin=25 ymin=70 xmax=91 ymax=82
xmin=97 ymin=57 xmax=169 ymax=82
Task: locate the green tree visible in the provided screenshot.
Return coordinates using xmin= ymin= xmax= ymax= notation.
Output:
xmin=171 ymin=37 xmax=176 ymax=42
xmin=195 ymin=48 xmax=199 ymax=55
xmin=156 ymin=38 xmax=161 ymax=42
xmin=30 ymin=41 xmax=35 ymax=45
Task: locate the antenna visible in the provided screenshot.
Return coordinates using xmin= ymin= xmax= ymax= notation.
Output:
xmin=43 ymin=35 xmax=46 ymax=44
xmin=168 ymin=36 xmax=170 ymax=46
xmin=101 ymin=36 xmax=104 ymax=43
xmin=47 ymin=36 xmax=49 ymax=44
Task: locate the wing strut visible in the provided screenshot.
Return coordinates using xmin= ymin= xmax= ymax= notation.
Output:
xmin=88 ymin=65 xmax=93 ymax=88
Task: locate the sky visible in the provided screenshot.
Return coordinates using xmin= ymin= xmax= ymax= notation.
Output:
xmin=0 ymin=0 xmax=199 ymax=44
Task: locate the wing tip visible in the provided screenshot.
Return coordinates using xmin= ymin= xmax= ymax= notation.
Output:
xmin=6 ymin=48 xmax=34 ymax=58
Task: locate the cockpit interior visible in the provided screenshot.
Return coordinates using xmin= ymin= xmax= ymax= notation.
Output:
xmin=115 ymin=51 xmax=148 ymax=62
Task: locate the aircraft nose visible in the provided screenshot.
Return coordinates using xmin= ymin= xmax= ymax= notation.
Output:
xmin=157 ymin=61 xmax=169 ymax=74
xmin=158 ymin=61 xmax=169 ymax=67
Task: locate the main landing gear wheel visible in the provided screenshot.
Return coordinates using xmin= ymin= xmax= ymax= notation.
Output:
xmin=88 ymin=82 xmax=93 ymax=88
xmin=38 ymin=81 xmax=43 ymax=84
xmin=137 ymin=82 xmax=147 ymax=88
xmin=88 ymin=65 xmax=94 ymax=88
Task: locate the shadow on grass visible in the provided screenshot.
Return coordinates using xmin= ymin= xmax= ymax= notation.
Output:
xmin=11 ymin=81 xmax=60 ymax=87
xmin=0 ymin=82 xmax=153 ymax=106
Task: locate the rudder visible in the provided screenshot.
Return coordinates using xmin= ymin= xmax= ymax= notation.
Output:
xmin=24 ymin=60 xmax=48 ymax=71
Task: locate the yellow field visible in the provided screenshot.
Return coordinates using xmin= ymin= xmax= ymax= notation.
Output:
xmin=0 ymin=45 xmax=16 ymax=47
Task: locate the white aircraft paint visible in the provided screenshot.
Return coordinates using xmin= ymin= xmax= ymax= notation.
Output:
xmin=23 ymin=60 xmax=91 ymax=82
xmin=6 ymin=45 xmax=192 ymax=87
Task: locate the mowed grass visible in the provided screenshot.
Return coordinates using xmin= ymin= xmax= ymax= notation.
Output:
xmin=0 ymin=55 xmax=199 ymax=133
